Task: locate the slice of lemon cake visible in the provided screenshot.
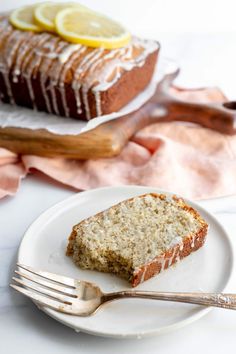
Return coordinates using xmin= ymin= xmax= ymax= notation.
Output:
xmin=67 ymin=193 xmax=208 ymax=287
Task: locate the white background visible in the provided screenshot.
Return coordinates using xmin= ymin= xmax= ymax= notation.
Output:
xmin=1 ymin=1 xmax=236 ymax=353
xmin=3 ymin=0 xmax=236 ymax=33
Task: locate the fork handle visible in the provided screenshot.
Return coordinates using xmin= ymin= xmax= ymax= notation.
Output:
xmin=103 ymin=291 xmax=236 ymax=310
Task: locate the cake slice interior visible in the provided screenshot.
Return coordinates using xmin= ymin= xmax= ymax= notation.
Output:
xmin=67 ymin=193 xmax=208 ymax=286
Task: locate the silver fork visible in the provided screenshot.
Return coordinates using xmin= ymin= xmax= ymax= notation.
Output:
xmin=10 ymin=264 xmax=236 ymax=316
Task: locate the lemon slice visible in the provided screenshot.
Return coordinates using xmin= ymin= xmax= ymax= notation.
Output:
xmin=34 ymin=2 xmax=90 ymax=32
xmin=9 ymin=5 xmax=42 ymax=32
xmin=55 ymin=8 xmax=131 ymax=49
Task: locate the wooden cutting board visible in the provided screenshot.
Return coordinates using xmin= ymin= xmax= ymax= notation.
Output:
xmin=0 ymin=70 xmax=235 ymax=159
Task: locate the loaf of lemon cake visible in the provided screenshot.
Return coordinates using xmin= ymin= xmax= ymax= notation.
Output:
xmin=67 ymin=193 xmax=208 ymax=287
xmin=0 ymin=15 xmax=159 ymax=120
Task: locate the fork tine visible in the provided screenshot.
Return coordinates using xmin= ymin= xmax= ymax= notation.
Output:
xmin=10 ymin=284 xmax=75 ymax=314
xmin=12 ymin=277 xmax=73 ymax=304
xmin=17 ymin=263 xmax=76 ymax=288
xmin=15 ymin=270 xmax=77 ymax=298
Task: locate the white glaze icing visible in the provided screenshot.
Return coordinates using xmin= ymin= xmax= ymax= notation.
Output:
xmin=0 ymin=26 xmax=19 ymax=99
xmin=94 ymin=90 xmax=102 ymax=116
xmin=59 ymin=44 xmax=81 ymax=64
xmin=0 ymin=26 xmax=46 ymax=106
xmin=37 ymin=37 xmax=60 ymax=112
xmin=138 ymin=245 xmax=182 ymax=284
xmin=160 ymin=257 xmax=166 ymax=272
xmin=168 ymin=247 xmax=176 ymax=267
xmin=82 ymin=86 xmax=91 ymax=120
xmin=12 ymin=33 xmax=36 ymax=83
xmin=59 ymin=46 xmax=86 ymax=117
xmin=140 ymin=264 xmax=147 ymax=283
xmin=29 ymin=35 xmax=51 ymax=112
xmin=48 ymin=41 xmax=68 ymax=115
xmin=24 ymin=34 xmax=52 ymax=109
xmin=191 ymin=237 xmax=195 ymax=248
xmin=11 ymin=32 xmax=49 ymax=108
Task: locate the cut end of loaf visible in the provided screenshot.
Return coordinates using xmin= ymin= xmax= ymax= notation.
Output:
xmin=67 ymin=193 xmax=208 ymax=286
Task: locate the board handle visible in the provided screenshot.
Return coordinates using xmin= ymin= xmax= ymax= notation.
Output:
xmin=96 ymin=69 xmax=236 ymax=151
xmin=152 ymin=70 xmax=236 ymax=134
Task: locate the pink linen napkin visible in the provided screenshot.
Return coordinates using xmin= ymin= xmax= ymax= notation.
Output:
xmin=1 ymin=85 xmax=236 ymax=200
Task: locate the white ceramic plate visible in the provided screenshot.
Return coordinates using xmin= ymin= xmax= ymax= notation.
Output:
xmin=18 ymin=186 xmax=233 ymax=338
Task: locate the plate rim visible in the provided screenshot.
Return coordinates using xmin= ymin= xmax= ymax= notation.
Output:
xmin=17 ymin=185 xmax=234 ymax=338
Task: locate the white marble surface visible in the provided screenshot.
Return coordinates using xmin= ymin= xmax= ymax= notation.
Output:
xmin=1 ymin=0 xmax=236 ymax=352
